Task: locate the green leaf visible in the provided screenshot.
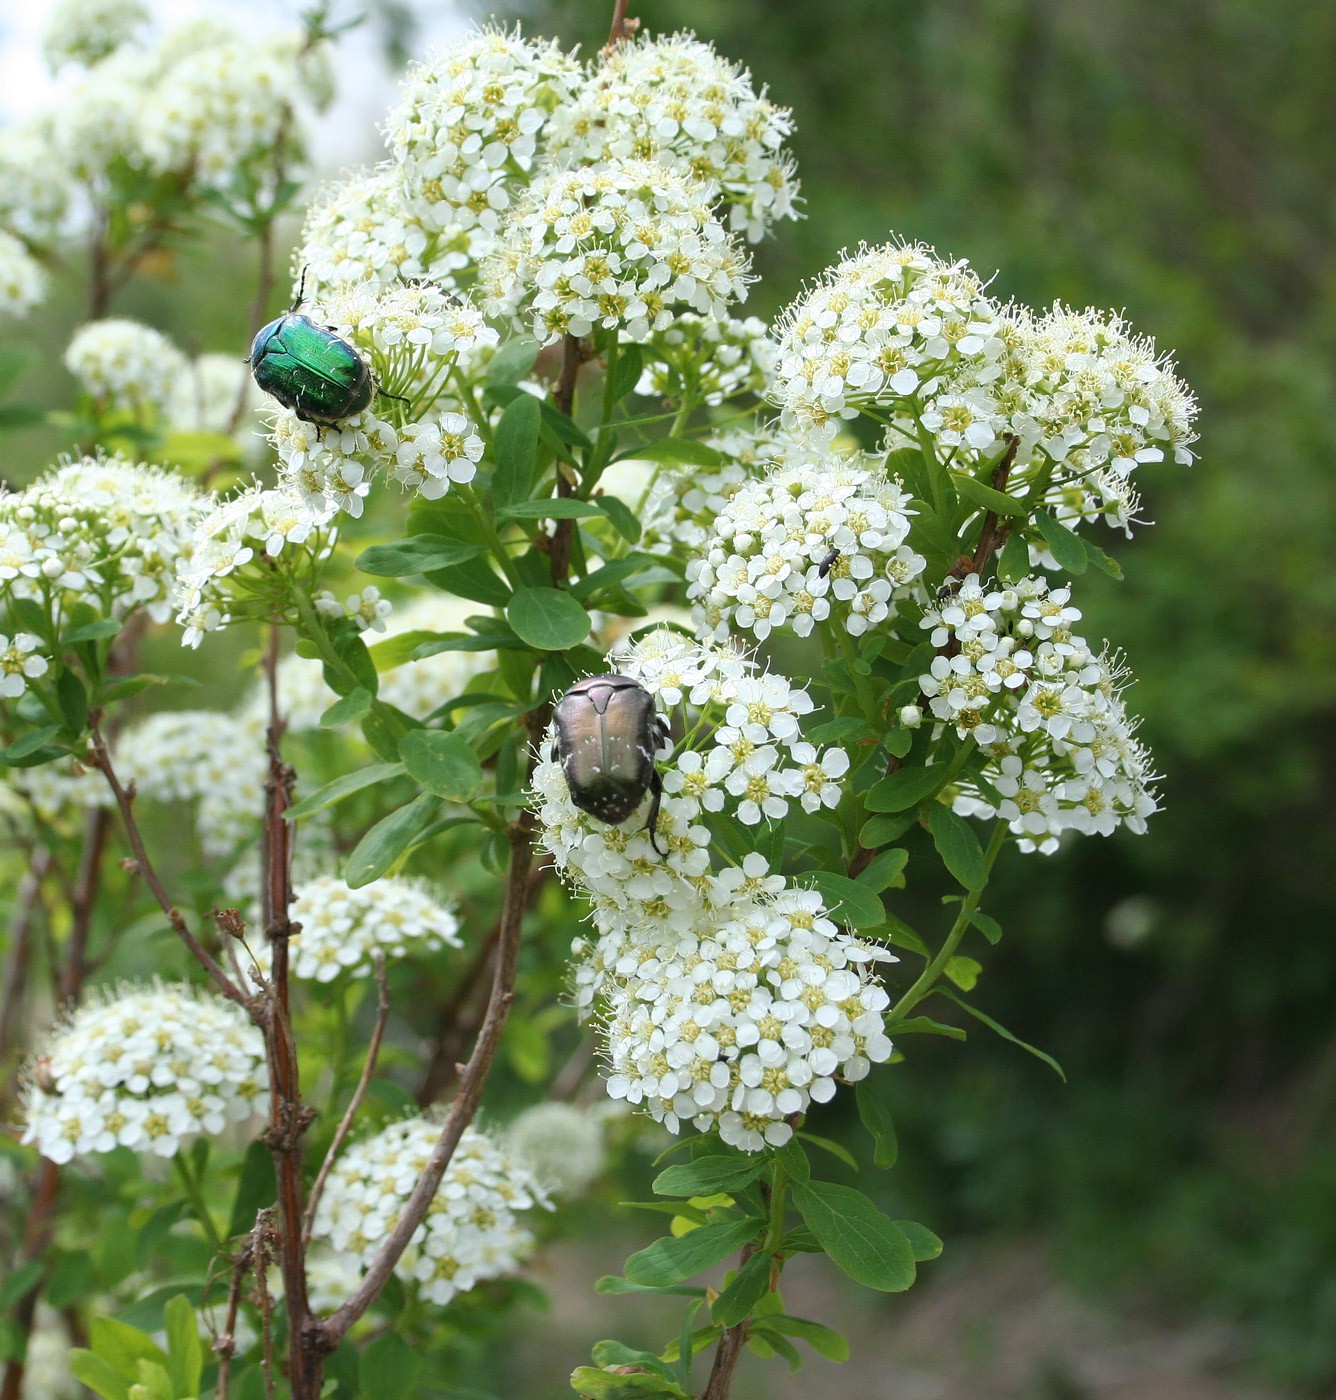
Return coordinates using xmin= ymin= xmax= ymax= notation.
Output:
xmin=597 ymin=493 xmax=642 ymax=544
xmin=501 ymin=498 xmax=608 ymax=521
xmin=805 ymin=872 xmax=885 ymax=928
xmin=761 ymin=1314 xmax=850 ymax=1363
xmin=996 ymin=528 xmax=1030 ymax=582
xmin=0 ymin=1261 xmax=42 ymax=1311
xmin=134 ymin=1201 xmax=188 ymax=1270
xmin=285 ymin=762 xmax=404 ymax=821
xmin=607 ymin=342 xmax=645 ymax=403
xmin=320 ymin=686 xmax=372 ymax=729
xmin=652 ymin=1157 xmax=767 ymax=1198
xmin=623 ymin=1217 xmax=762 ymax=1287
xmin=968 ymin=909 xmax=1003 ymax=944
xmin=398 ymin=729 xmax=484 ymax=803
xmin=412 ymin=633 xmax=520 ymax=658
xmin=795 ymin=1131 xmax=859 ymax=1170
xmin=926 ymin=803 xmax=988 ymax=890
xmin=45 ymin=1250 xmax=95 ymax=1309
xmin=951 ymin=470 xmax=1027 ymax=516
xmin=945 ymin=955 xmax=982 ymax=991
xmin=507 ymin=586 xmax=591 ymax=651
xmin=485 ymin=337 xmax=540 ymax=388
xmin=68 ymin=1351 xmax=130 ymax=1400
xmin=1083 ymin=535 xmax=1124 ymax=579
xmin=895 ymin=1220 xmax=944 ymax=1262
xmin=538 ymin=400 xmax=592 ymax=448
xmin=865 ymin=765 xmax=945 ymax=812
xmin=60 ymin=618 xmax=121 ymax=645
xmin=936 ymin=988 xmax=1066 ymax=1079
xmin=856 ymin=1082 xmax=898 ymax=1169
xmin=1033 ymin=510 xmax=1088 ymax=574
xmin=624 ymin=437 xmax=720 ymax=467
xmin=1 ymin=725 xmax=61 ymax=764
xmin=806 ymin=717 xmax=875 ymax=744
xmin=747 ymin=1327 xmax=803 ymax=1371
xmin=56 ymin=668 xmax=88 ymax=735
xmin=856 ymin=848 xmax=908 ymax=892
xmin=425 ymin=555 xmax=512 ymax=607
xmin=790 ymin=1181 xmax=916 ymax=1292
xmin=892 ymin=1015 xmax=967 ymax=1040
xmin=355 ymin=536 xmax=483 ymax=577
xmin=712 ymin=1250 xmax=772 ymax=1328
xmin=569 ymin=1367 xmax=685 ymax=1398
xmin=359 ymin=1332 xmax=422 ymax=1397
xmin=164 ymin=1295 xmax=203 ymax=1399
xmin=774 ymin=1139 xmax=810 ymax=1184
xmin=492 ymin=392 xmax=542 ymax=507
xmin=593 ymin=1277 xmax=706 ymax=1298
xmin=344 ymin=792 xmax=438 ymax=888
xmin=859 ymin=812 xmax=915 ymax=847
xmin=591 ymin=1340 xmax=675 ymax=1381
xmin=88 ymin=1316 xmax=168 ymax=1378
xmin=133 ymin=1358 xmax=173 ymax=1400
xmin=226 ymin=1141 xmax=276 ymax=1239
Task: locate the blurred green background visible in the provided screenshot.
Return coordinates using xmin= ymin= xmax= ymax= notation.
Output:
xmin=5 ymin=0 xmax=1336 ymax=1392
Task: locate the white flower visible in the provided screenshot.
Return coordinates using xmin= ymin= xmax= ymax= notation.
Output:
xmin=389 ymin=412 xmax=485 ymax=497
xmin=386 ymin=26 xmax=583 ymax=266
xmin=42 ymin=0 xmax=149 ymax=69
xmin=506 ymin=1102 xmax=607 ymax=1196
xmin=263 ymin=875 xmax=463 ymax=983
xmin=311 ymin=1114 xmax=550 ymax=1306
xmin=548 ymin=31 xmax=800 ymax=243
xmin=64 ymin=320 xmax=186 ymax=415
xmin=0 ymin=633 xmax=48 ymax=700
xmin=480 ymin=158 xmax=751 ymax=345
xmin=770 ymin=239 xmax=1004 ymax=441
xmin=21 ymin=982 xmax=268 ymax=1164
xmin=0 ymin=231 xmax=46 ymax=319
xmin=919 ymin=574 xmax=1159 ymax=850
xmin=687 ymin=456 xmax=923 ymax=644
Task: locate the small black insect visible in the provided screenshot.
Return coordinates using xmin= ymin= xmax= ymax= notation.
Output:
xmin=551 ymin=675 xmax=670 ymax=855
xmin=818 ymin=547 xmax=841 ymax=578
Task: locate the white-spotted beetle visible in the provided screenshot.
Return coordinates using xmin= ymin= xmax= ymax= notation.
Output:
xmin=551 ymin=674 xmax=670 ymax=854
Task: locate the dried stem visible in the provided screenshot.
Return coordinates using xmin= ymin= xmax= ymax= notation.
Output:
xmin=319 ymin=801 xmax=538 ymax=1348
xmin=0 ymin=1159 xmax=62 ymax=1400
xmin=0 ymin=850 xmax=51 ymax=1065
xmin=213 ymin=1214 xmax=265 ymax=1400
xmin=88 ymin=718 xmax=248 ymax=1006
xmin=303 ymin=956 xmax=389 ymax=1247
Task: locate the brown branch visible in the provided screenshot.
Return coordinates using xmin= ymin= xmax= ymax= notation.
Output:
xmin=970 ymin=434 xmax=1020 ymax=576
xmin=701 ymin=1242 xmax=760 ymax=1400
xmin=318 ymin=799 xmax=539 ymax=1348
xmin=88 ymin=718 xmax=248 ymax=1006
xmin=602 ymin=0 xmax=639 ymax=54
xmin=213 ymin=1212 xmax=268 ymax=1400
xmin=0 ymin=850 xmax=51 ymax=1065
xmin=0 ymin=1159 xmax=61 ymax=1400
xmin=58 ymin=808 xmax=112 ymax=1005
xmin=415 ymin=925 xmax=499 ymax=1107
xmin=303 ymin=956 xmax=389 ymax=1247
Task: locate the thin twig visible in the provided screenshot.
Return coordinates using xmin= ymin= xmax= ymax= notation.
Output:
xmin=971 ymin=434 xmax=1020 ymax=576
xmin=319 ymin=780 xmax=541 ymax=1348
xmin=58 ymin=807 xmax=112 ymax=1004
xmin=602 ymin=0 xmax=639 ymax=54
xmin=701 ymin=1242 xmax=760 ymax=1400
xmin=0 ymin=849 xmax=50 ymax=1065
xmin=88 ymin=718 xmax=249 ymax=1006
xmin=548 ymin=333 xmax=586 ymax=585
xmin=303 ymin=956 xmax=389 ymax=1247
xmin=213 ymin=1224 xmax=260 ymax=1400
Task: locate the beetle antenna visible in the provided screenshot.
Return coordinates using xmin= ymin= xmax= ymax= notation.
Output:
xmin=376 ymin=389 xmax=413 ymax=406
xmin=291 ymin=265 xmax=309 ymax=313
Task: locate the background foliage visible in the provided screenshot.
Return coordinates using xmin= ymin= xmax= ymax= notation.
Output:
xmin=2 ymin=0 xmax=1334 ymax=1392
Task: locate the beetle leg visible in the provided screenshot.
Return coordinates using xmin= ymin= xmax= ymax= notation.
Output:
xmin=548 ymin=740 xmax=559 ymax=763
xmin=642 ymin=768 xmax=666 ymax=858
xmin=291 ymin=265 xmax=308 ymax=313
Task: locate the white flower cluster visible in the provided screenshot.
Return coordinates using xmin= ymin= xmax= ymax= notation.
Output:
xmin=0 ymin=231 xmax=46 ymax=319
xmin=480 ymin=159 xmax=750 ymax=344
xmin=276 ymin=875 xmax=462 ymax=983
xmin=0 ymin=124 xmax=68 ymax=239
xmin=311 ymin=1115 xmax=550 ymax=1306
xmin=688 ymin=458 xmax=925 ymax=642
xmin=42 ymin=0 xmax=148 ymax=69
xmin=64 ymin=319 xmax=186 ymax=415
xmin=174 ymin=482 xmax=337 ymax=647
xmin=919 ymin=574 xmax=1159 ymax=851
xmin=637 ymin=313 xmax=777 ymax=406
xmin=167 ymin=352 xmax=263 ymax=442
xmin=532 ymin=631 xmax=893 ymax=1151
xmin=22 ymin=983 xmax=267 ymax=1164
xmin=0 ymin=457 xmax=204 ymax=665
xmin=385 ymin=27 xmax=582 ymax=265
xmin=114 ymin=709 xmax=266 ymax=857
xmin=505 ymin=1102 xmax=607 ymax=1197
xmin=548 ymin=31 xmax=799 ymax=243
xmin=771 ymin=241 xmax=1004 ymax=440
xmin=315 ymin=585 xmax=393 ymax=634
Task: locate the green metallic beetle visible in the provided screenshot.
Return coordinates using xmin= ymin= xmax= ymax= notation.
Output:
xmin=247 ymin=271 xmax=376 ymax=425
xmin=551 ymin=674 xmax=670 ymax=855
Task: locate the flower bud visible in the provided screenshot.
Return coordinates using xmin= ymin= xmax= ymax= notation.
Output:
xmin=899 ymin=704 xmax=923 ymax=729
